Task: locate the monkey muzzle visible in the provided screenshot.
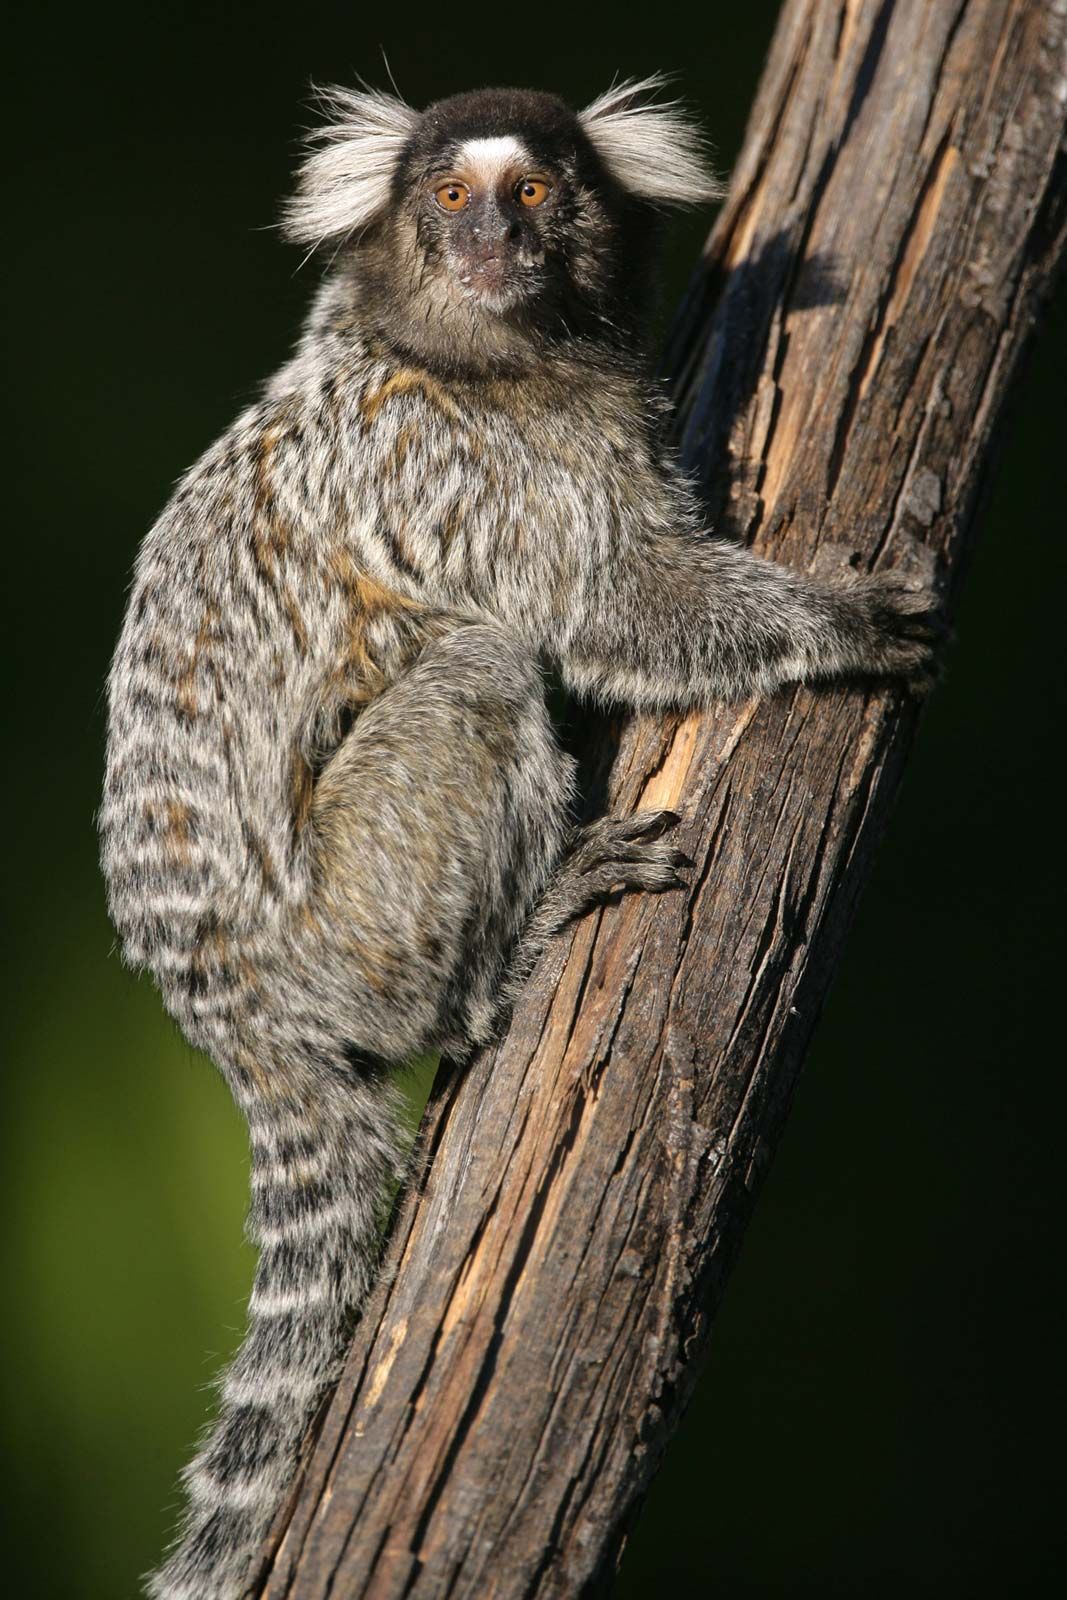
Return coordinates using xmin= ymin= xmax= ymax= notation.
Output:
xmin=452 ymin=216 xmax=540 ymax=308
xmin=461 ymin=247 xmax=508 ymax=295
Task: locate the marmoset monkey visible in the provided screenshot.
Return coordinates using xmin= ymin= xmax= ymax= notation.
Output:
xmin=101 ymin=78 xmax=939 ymax=1599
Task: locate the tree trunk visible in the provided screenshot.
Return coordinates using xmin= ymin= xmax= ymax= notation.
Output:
xmin=254 ymin=2 xmax=1067 ymax=1594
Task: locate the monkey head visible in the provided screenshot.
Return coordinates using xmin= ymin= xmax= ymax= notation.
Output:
xmin=284 ymin=78 xmax=721 ymax=372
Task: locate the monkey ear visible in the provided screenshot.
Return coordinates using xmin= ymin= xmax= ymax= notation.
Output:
xmin=579 ymin=75 xmax=724 ymax=207
xmin=282 ymin=85 xmax=419 ymax=249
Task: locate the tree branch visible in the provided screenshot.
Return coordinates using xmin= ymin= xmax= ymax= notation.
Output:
xmin=253 ymin=2 xmax=1067 ymax=1594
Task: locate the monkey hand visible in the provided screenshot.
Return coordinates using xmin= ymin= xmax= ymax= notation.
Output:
xmin=831 ymin=570 xmax=949 ymax=691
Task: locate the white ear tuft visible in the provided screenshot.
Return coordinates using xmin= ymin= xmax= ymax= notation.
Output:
xmin=283 ymin=85 xmax=419 ymax=249
xmin=579 ymin=74 xmax=724 ymax=208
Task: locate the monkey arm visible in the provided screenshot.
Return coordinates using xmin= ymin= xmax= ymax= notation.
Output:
xmin=543 ymin=530 xmax=940 ymax=710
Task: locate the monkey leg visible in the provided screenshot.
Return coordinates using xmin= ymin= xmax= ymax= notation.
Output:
xmin=300 ymin=621 xmax=689 ymax=1058
xmin=301 ymin=620 xmax=577 ymax=1057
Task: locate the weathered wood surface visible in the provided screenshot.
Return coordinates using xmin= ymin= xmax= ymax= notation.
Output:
xmin=255 ymin=2 xmax=1067 ymax=1594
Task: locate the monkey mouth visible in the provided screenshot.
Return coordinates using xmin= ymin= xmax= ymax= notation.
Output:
xmin=461 ymin=252 xmax=504 ymax=283
xmin=455 ymin=253 xmax=535 ymax=311
xmin=459 ymin=256 xmax=510 ymax=299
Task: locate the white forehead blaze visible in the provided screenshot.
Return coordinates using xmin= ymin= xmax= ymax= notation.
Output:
xmin=455 ymin=135 xmax=531 ymax=185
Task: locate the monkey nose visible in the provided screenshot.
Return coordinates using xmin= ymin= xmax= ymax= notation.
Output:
xmin=470 ymin=216 xmax=521 ymax=256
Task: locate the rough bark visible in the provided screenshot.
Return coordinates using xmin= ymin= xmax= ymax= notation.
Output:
xmin=254 ymin=2 xmax=1067 ymax=1595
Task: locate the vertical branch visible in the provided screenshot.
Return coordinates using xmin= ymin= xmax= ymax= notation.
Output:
xmin=255 ymin=3 xmax=1067 ymax=1595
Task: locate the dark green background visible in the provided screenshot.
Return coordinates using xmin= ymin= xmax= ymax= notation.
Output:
xmin=4 ymin=2 xmax=1064 ymax=1595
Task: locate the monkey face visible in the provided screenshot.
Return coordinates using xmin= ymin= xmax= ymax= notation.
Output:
xmin=396 ymin=92 xmax=615 ymax=330
xmin=284 ymin=82 xmax=718 ymax=368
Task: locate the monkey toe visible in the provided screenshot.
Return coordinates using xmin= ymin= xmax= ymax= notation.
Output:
xmin=617 ymin=808 xmax=682 ymax=841
xmin=570 ymin=809 xmax=683 ymax=872
xmin=862 ymin=572 xmax=948 ymax=637
xmin=582 ymin=858 xmax=688 ymax=900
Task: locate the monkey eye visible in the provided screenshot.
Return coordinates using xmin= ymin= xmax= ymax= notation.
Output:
xmin=517 ymin=178 xmax=551 ymax=208
xmin=434 ymin=181 xmax=471 ymax=212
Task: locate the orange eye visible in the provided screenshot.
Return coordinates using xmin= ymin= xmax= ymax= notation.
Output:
xmin=434 ymin=181 xmax=471 ymax=212
xmin=517 ymin=178 xmax=550 ymax=208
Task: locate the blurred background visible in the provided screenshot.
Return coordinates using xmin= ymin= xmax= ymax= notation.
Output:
xmin=3 ymin=1 xmax=1064 ymax=1595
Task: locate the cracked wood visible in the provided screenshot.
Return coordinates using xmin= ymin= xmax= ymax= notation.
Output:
xmin=252 ymin=2 xmax=1067 ymax=1595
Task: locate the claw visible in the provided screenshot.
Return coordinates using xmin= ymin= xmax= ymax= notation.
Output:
xmin=622 ymin=808 xmax=681 ymax=840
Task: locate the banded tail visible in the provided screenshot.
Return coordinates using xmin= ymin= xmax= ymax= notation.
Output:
xmin=147 ymin=1062 xmax=407 ymax=1599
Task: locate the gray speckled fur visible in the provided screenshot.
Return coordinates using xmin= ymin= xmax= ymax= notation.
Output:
xmin=100 ymin=79 xmax=937 ymax=1599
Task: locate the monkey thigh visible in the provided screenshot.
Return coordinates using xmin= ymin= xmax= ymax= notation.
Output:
xmin=307 ymin=622 xmax=574 ymax=1055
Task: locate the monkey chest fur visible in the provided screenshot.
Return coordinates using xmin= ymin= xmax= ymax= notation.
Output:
xmin=343 ymin=361 xmax=652 ymax=610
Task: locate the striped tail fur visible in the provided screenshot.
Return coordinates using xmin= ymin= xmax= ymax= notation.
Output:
xmin=147 ymin=1061 xmax=407 ymax=1599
